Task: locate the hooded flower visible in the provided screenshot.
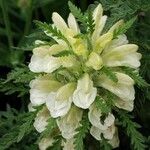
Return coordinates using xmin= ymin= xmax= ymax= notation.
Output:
xmin=46 ymin=83 xmax=76 ymax=118
xmin=73 ymin=73 xmax=97 ymax=109
xmin=57 ymin=106 xmax=82 ymax=139
xmin=33 ymin=107 xmax=49 ymax=133
xmin=88 ymin=103 xmax=115 ymax=130
xmin=30 ymin=75 xmax=62 ymax=106
xmin=62 ymin=138 xmax=75 ymax=150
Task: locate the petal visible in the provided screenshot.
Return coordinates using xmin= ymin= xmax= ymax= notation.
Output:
xmin=88 ymin=104 xmax=115 ymax=130
xmin=93 ymin=32 xmax=113 ymax=54
xmin=90 ymin=126 xmax=102 ymax=140
xmin=108 ymin=128 xmax=120 ymax=148
xmin=33 ymin=107 xmax=50 ymax=133
xmin=97 ymin=72 xmax=135 ymax=101
xmin=57 ymin=106 xmax=82 ymax=139
xmin=29 ymin=55 xmax=44 ymax=73
xmin=73 ymin=73 xmax=97 ymax=109
xmin=46 ymin=83 xmax=76 ymax=118
xmin=92 ymin=15 xmax=107 ymax=43
xmin=68 ymin=13 xmax=80 ymax=34
xmin=30 ymin=76 xmax=62 ymax=106
xmin=115 ymin=98 xmax=134 ymax=111
xmin=43 ymin=56 xmax=61 ymax=73
xmin=108 ymin=20 xmax=124 ymax=33
xmin=86 ymin=52 xmax=103 ymax=70
xmin=63 ymin=138 xmax=74 ymax=150
xmin=93 ymin=4 xmax=103 ymax=22
xmin=39 ymin=137 xmax=54 ymax=150
xmin=102 ymin=44 xmax=141 ymax=68
xmin=52 ymin=12 xmax=68 ymax=33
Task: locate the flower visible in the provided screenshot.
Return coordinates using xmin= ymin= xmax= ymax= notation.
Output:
xmin=28 ymin=2 xmax=142 ymax=149
xmin=46 ymin=83 xmax=76 ymax=118
xmin=33 ymin=107 xmax=50 ymax=133
xmin=73 ymin=73 xmax=97 ymax=109
xmin=88 ymin=103 xmax=115 ymax=130
xmin=29 ymin=75 xmax=62 ymax=106
xmin=56 ymin=106 xmax=82 ymax=139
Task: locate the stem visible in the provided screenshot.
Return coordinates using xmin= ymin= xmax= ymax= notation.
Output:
xmin=0 ymin=0 xmax=13 ymax=50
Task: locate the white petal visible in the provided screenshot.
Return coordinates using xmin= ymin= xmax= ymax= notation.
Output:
xmin=88 ymin=104 xmax=115 ymax=130
xmin=103 ymin=34 xmax=128 ymax=53
xmin=90 ymin=126 xmax=102 ymax=140
xmin=108 ymin=128 xmax=120 ymax=148
xmin=33 ymin=107 xmax=50 ymax=133
xmin=30 ymin=76 xmax=62 ymax=106
xmin=73 ymin=73 xmax=97 ymax=109
xmin=57 ymin=106 xmax=82 ymax=139
xmin=115 ymin=98 xmax=134 ymax=111
xmin=39 ymin=137 xmax=54 ymax=150
xmin=97 ymin=72 xmax=135 ymax=101
xmin=52 ymin=12 xmax=68 ymax=33
xmin=93 ymin=4 xmax=103 ymax=22
xmin=46 ymin=83 xmax=76 ymax=118
xmin=63 ymin=138 xmax=74 ymax=150
xmin=102 ymin=44 xmax=141 ymax=68
xmin=92 ymin=15 xmax=107 ymax=43
xmin=108 ymin=20 xmax=124 ymax=33
xmin=68 ymin=13 xmax=80 ymax=34
xmin=43 ymin=55 xmax=61 ymax=73
xmin=29 ymin=55 xmax=44 ymax=73
xmin=28 ymin=103 xmax=36 ymax=112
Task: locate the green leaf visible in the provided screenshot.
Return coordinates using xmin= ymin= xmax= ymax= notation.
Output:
xmin=95 ymin=96 xmax=111 ymax=114
xmin=100 ymin=66 xmax=118 ymax=83
xmin=118 ymin=112 xmax=147 ymax=150
xmin=100 ymin=138 xmax=112 ymax=150
xmin=68 ymin=1 xmax=87 ymax=29
xmin=39 ymin=117 xmax=57 ymax=140
xmin=34 ymin=20 xmax=70 ymax=46
xmin=114 ymin=16 xmax=137 ymax=38
xmin=74 ymin=112 xmax=90 ymax=150
xmin=121 ymin=67 xmax=149 ymax=87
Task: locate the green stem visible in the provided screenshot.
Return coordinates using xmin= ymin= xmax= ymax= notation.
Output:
xmin=0 ymin=0 xmax=13 ymax=50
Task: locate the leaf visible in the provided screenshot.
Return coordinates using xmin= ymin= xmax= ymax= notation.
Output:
xmin=95 ymin=96 xmax=111 ymax=114
xmin=100 ymin=66 xmax=118 ymax=83
xmin=121 ymin=67 xmax=149 ymax=87
xmin=34 ymin=20 xmax=70 ymax=46
xmin=118 ymin=112 xmax=147 ymax=150
xmin=114 ymin=16 xmax=137 ymax=38
xmin=68 ymin=1 xmax=87 ymax=29
xmin=74 ymin=112 xmax=90 ymax=150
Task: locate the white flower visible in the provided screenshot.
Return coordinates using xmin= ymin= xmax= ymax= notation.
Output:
xmin=88 ymin=104 xmax=115 ymax=130
xmin=29 ymin=44 xmax=67 ymax=73
xmin=57 ymin=106 xmax=82 ymax=139
xmin=90 ymin=125 xmax=114 ymax=141
xmin=62 ymin=138 xmax=75 ymax=150
xmin=33 ymin=107 xmax=50 ymax=133
xmin=38 ymin=136 xmax=54 ymax=150
xmin=73 ymin=73 xmax=97 ymax=109
xmin=97 ymin=72 xmax=135 ymax=101
xmin=30 ymin=75 xmax=62 ymax=106
xmin=46 ymin=83 xmax=76 ymax=118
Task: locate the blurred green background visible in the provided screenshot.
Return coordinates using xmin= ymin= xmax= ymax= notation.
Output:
xmin=0 ymin=0 xmax=150 ymax=149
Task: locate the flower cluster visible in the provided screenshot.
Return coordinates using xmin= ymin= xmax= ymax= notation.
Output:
xmin=28 ymin=3 xmax=141 ymax=150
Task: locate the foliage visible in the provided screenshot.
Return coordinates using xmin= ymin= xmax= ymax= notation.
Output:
xmin=74 ymin=112 xmax=90 ymax=150
xmin=118 ymin=112 xmax=147 ymax=150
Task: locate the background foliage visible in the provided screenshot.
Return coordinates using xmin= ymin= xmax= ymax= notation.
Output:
xmin=0 ymin=0 xmax=150 ymax=149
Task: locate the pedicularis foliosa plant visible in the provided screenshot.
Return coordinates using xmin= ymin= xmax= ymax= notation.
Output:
xmin=0 ymin=1 xmax=149 ymax=150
